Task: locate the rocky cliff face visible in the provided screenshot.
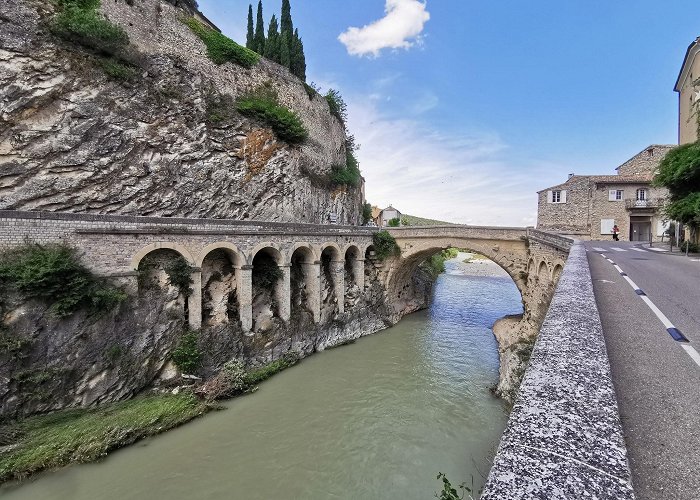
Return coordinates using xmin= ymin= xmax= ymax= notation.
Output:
xmin=0 ymin=0 xmax=361 ymax=224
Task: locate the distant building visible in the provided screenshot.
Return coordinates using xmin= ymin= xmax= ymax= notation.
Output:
xmin=378 ymin=206 xmax=401 ymax=227
xmin=675 ymin=36 xmax=700 ymax=144
xmin=537 ymin=146 xmax=673 ymax=242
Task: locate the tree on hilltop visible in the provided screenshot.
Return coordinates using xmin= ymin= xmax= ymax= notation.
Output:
xmin=246 ymin=4 xmax=254 ymax=50
xmin=253 ymin=0 xmax=265 ymax=54
xmin=264 ymin=14 xmax=281 ymax=63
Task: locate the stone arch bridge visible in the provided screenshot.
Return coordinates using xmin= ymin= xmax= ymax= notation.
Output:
xmin=0 ymin=211 xmax=571 ymax=333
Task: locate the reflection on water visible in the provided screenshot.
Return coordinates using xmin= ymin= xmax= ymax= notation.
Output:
xmin=2 ymin=256 xmax=522 ymax=500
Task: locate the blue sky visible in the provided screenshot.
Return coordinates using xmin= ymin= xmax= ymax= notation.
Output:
xmin=198 ymin=0 xmax=700 ymax=225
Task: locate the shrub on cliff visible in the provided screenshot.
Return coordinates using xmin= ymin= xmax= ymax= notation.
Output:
xmin=52 ymin=0 xmax=129 ymax=56
xmin=0 ymin=244 xmax=126 ymax=317
xmin=184 ymin=17 xmax=259 ymax=68
xmin=372 ymin=231 xmax=401 ymax=260
xmin=171 ymin=330 xmax=202 ymax=374
xmin=237 ymin=85 xmax=308 ymax=144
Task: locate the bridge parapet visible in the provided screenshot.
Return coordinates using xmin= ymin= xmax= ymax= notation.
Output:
xmin=527 ymin=228 xmax=575 ymax=252
xmin=387 ymin=224 xmax=527 ymax=241
xmin=481 ymin=242 xmax=634 ymax=499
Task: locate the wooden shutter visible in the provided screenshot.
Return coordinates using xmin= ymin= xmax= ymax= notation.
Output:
xmin=601 ymin=219 xmax=615 ymax=235
xmin=609 ymin=190 xmax=617 ymax=201
xmin=547 ymin=191 xmax=553 ymax=203
xmin=561 ymin=190 xmax=567 ymax=203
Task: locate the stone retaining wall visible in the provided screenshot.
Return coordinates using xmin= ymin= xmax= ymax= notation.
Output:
xmin=481 ymin=242 xmax=635 ymax=499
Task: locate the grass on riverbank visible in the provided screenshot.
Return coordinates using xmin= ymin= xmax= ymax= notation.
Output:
xmin=0 ymin=393 xmax=212 ymax=483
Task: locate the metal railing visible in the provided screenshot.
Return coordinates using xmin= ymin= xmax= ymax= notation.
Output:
xmin=625 ymin=198 xmax=663 ymax=209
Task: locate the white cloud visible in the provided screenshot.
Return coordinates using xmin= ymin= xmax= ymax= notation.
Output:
xmin=338 ymin=0 xmax=431 ymax=57
xmin=347 ymin=97 xmax=552 ymax=227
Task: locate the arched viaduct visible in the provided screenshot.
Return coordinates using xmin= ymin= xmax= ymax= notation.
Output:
xmin=0 ymin=211 xmax=572 ymax=333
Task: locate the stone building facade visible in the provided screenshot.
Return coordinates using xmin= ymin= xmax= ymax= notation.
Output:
xmin=675 ymin=36 xmax=700 ymax=145
xmin=537 ymin=145 xmax=672 ymax=242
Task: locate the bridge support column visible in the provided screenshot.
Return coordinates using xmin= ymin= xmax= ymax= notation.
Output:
xmin=276 ymin=264 xmax=291 ymax=322
xmin=238 ymin=265 xmax=253 ymax=332
xmin=353 ymin=258 xmax=365 ymax=291
xmin=188 ymin=268 xmax=202 ymax=330
xmin=332 ymin=260 xmax=345 ymax=314
xmin=303 ymin=261 xmax=321 ymax=323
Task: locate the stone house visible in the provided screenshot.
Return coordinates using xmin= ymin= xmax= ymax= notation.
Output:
xmin=675 ymin=36 xmax=700 ymax=145
xmin=378 ymin=206 xmax=402 ymax=227
xmin=537 ymin=145 xmax=673 ymax=242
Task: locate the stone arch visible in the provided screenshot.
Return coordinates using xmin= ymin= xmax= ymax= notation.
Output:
xmin=528 ymin=257 xmax=536 ymax=275
xmin=250 ymin=245 xmax=287 ymax=330
xmin=551 ymin=262 xmax=564 ymax=282
xmin=199 ymin=244 xmax=246 ymax=328
xmin=320 ymin=243 xmax=343 ymax=317
xmin=344 ymin=245 xmax=362 ymax=284
xmin=247 ymin=243 xmax=284 ymax=266
xmin=537 ymin=260 xmax=549 ymax=281
xmin=286 ymin=243 xmax=319 ymax=266
xmin=131 ymin=242 xmax=196 ymax=271
xmin=290 ymin=245 xmax=319 ymax=322
xmin=384 ymin=237 xmax=529 ymax=320
xmin=197 ymin=242 xmax=246 ymax=268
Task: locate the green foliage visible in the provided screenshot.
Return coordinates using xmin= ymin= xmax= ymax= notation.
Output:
xmin=422 ymin=248 xmax=459 ymax=278
xmin=435 ymin=472 xmax=475 ymax=500
xmin=205 ymin=92 xmax=236 ymax=125
xmin=236 ymin=85 xmax=308 ymax=144
xmin=52 ymin=0 xmax=129 ymax=57
xmin=325 ymin=89 xmax=348 ymax=123
xmin=171 ymin=330 xmax=202 ymax=374
xmin=330 ymin=150 xmax=362 ymax=187
xmin=0 ymin=244 xmax=126 ymax=318
xmin=264 ymin=14 xmax=281 ymax=62
xmin=253 ymin=0 xmax=266 ymax=54
xmin=246 ymin=4 xmax=254 ymax=50
xmin=362 ymin=203 xmax=373 ymax=225
xmin=164 ymin=256 xmax=194 ymax=297
xmin=681 ymin=240 xmax=700 ymax=253
xmin=0 ymin=331 xmax=32 ymax=356
xmin=184 ymin=17 xmax=259 ymax=67
xmin=388 ymin=217 xmax=401 ymax=227
xmin=290 ymin=28 xmax=306 ymax=81
xmin=99 ymin=58 xmax=137 ymax=81
xmin=245 ymin=351 xmax=300 ymax=385
xmin=252 ymin=255 xmax=283 ymax=288
xmin=103 ymin=345 xmax=123 ymax=364
xmin=0 ymin=393 xmax=210 ymax=482
xmin=655 ymin=142 xmax=700 ymax=228
xmin=372 ymin=231 xmax=401 ymax=260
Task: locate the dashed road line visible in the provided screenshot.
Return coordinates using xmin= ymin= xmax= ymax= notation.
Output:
xmin=600 ymin=255 xmax=694 ymax=361
xmin=611 ymin=248 xmax=627 ymax=252
xmin=593 ymin=247 xmax=606 ymax=252
xmin=681 ymin=345 xmax=700 ymax=368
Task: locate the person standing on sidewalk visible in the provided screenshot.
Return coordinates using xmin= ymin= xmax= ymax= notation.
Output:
xmin=612 ymin=225 xmax=620 ymax=241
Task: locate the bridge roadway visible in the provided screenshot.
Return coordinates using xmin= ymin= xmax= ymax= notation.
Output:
xmin=586 ymin=241 xmax=700 ymax=500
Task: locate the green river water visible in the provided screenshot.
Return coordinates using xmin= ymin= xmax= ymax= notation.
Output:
xmin=2 ymin=255 xmax=520 ymax=499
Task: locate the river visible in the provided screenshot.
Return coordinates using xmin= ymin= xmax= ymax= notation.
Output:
xmin=2 ymin=254 xmax=521 ymax=500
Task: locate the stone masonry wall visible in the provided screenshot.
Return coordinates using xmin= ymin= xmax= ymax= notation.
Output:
xmin=536 ymin=176 xmax=591 ymax=234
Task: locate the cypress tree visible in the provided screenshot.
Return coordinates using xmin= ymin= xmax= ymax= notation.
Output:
xmin=291 ymin=29 xmax=306 ymax=80
xmin=246 ymin=4 xmax=254 ymax=50
xmin=280 ymin=33 xmax=291 ymax=69
xmin=254 ymin=0 xmax=265 ymax=54
xmin=280 ymin=0 xmax=293 ymax=38
xmin=264 ymin=14 xmax=281 ymax=63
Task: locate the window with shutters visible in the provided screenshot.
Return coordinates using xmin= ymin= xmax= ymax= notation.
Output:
xmin=552 ymin=190 xmax=561 ymax=203
xmin=547 ymin=189 xmax=567 ymax=204
xmin=608 ymin=189 xmax=624 ymax=201
xmin=636 ymin=189 xmax=647 ymax=201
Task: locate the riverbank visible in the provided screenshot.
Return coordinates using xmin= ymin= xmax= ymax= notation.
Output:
xmin=0 ymin=393 xmax=212 ymax=483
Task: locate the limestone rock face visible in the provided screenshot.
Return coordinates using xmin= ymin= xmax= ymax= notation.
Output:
xmin=0 ymin=0 xmax=361 ymax=224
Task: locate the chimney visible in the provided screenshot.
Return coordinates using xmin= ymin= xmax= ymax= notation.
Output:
xmin=568 ymin=173 xmax=575 ymax=179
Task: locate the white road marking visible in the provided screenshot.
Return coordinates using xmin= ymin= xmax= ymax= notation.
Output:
xmin=631 ymin=248 xmax=647 ymax=253
xmin=593 ymin=247 xmax=606 ymax=252
xmin=647 ymin=247 xmax=668 ymax=252
xmin=611 ymin=248 xmax=626 ymax=252
xmin=595 ymin=279 xmax=616 ymax=284
xmin=681 ymin=345 xmax=700 ymax=367
xmin=639 ymin=296 xmax=675 ymax=329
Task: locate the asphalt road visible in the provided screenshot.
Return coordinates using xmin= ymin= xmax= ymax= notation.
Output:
xmin=585 ymin=241 xmax=700 ymax=500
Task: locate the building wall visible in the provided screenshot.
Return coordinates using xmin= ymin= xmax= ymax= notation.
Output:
xmin=616 ymin=146 xmax=673 ymax=177
xmin=536 ymin=177 xmax=591 ymax=234
xmin=678 ymin=43 xmax=700 ymax=144
xmin=589 ymin=183 xmax=668 ymax=241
